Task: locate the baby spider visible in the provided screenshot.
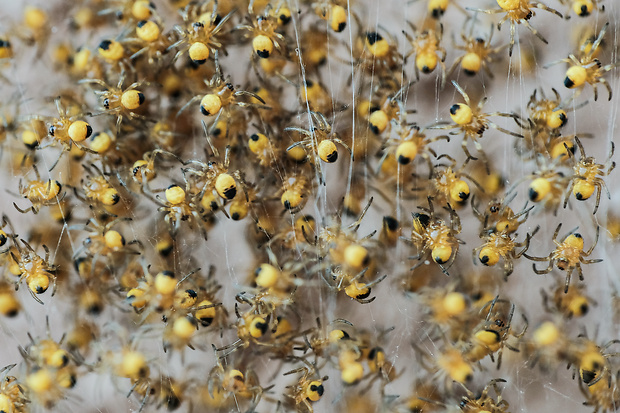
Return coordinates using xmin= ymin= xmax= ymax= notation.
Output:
xmin=79 ymin=73 xmax=147 ymax=133
xmin=285 ymin=111 xmax=351 ymax=180
xmin=464 ymin=297 xmax=527 ymax=368
xmin=410 ymin=197 xmax=462 ymax=276
xmin=177 ymin=53 xmax=266 ymax=120
xmin=563 ymin=137 xmax=615 ymax=215
xmin=470 ymin=0 xmax=563 ymax=56
xmin=71 ymin=216 xmax=141 ymax=266
xmin=168 ymin=2 xmax=235 ymax=65
xmin=144 ymin=183 xmax=209 ymax=240
xmin=431 ymin=81 xmax=523 ymax=172
xmin=14 ymin=165 xmax=64 ymax=215
xmin=206 ymin=346 xmax=268 ymax=412
xmin=0 ymin=364 xmax=29 ymax=413
xmin=424 ymin=154 xmax=484 ymax=207
xmin=525 ymin=223 xmax=602 ymax=293
xmin=235 ymin=1 xmax=288 ymax=59
xmin=447 ymin=21 xmax=506 ymax=78
xmin=473 ymin=224 xmax=539 ymax=277
xmin=376 ymin=101 xmax=448 ymax=178
xmin=10 ymin=238 xmax=58 ymax=304
xmin=559 ymin=0 xmax=605 ymax=18
xmin=312 ymin=0 xmax=348 ymax=32
xmin=283 ymin=358 xmax=328 ymax=413
xmin=457 ymin=379 xmax=510 ymax=413
xmin=402 ymin=20 xmax=446 ymax=85
xmin=547 ymin=23 xmax=615 ymax=101
xmin=472 ymin=192 xmax=533 ymax=234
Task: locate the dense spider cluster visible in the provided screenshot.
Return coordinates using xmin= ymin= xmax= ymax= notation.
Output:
xmin=0 ymin=0 xmax=618 ymax=412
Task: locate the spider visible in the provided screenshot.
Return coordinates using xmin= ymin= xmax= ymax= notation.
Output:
xmin=177 ymin=53 xmax=266 ymax=121
xmin=431 ymin=81 xmax=523 ymax=173
xmin=285 ymin=111 xmax=351 ymax=181
xmin=0 ymin=364 xmax=29 ymax=413
xmin=9 ymin=238 xmax=58 ymax=304
xmin=410 ymin=196 xmax=463 ymax=276
xmin=402 ymin=20 xmax=446 ymax=85
xmin=524 ymin=223 xmax=602 ymax=293
xmin=464 ymin=297 xmax=527 ymax=368
xmin=447 ymin=21 xmax=506 ymax=78
xmin=472 ymin=224 xmax=539 ymax=277
xmin=563 ymin=137 xmax=615 ymax=215
xmin=168 ymin=1 xmax=235 ymax=65
xmin=458 ymin=379 xmax=510 ymax=413
xmin=206 ymin=346 xmax=267 ymax=412
xmin=235 ymin=1 xmax=288 ymax=59
xmin=71 ymin=216 xmax=141 ymax=265
xmin=143 ymin=182 xmax=209 ymax=240
xmin=14 ymin=165 xmax=64 ymax=215
xmin=470 ymin=0 xmax=563 ymax=56
xmin=376 ymin=99 xmax=447 ymax=179
xmin=283 ymin=358 xmax=328 ymax=413
xmin=79 ymin=72 xmax=148 ymax=133
xmin=547 ymin=23 xmax=615 ymax=101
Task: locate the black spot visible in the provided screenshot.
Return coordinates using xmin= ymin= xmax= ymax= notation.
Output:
xmin=199 ymin=316 xmax=214 ymax=327
xmin=459 ymin=192 xmax=468 ymax=200
xmin=137 ymin=20 xmax=147 ymax=28
xmin=6 ymin=308 xmax=18 ymax=317
xmin=88 ymin=303 xmax=103 ymax=315
xmin=137 ymin=92 xmax=145 ymax=105
xmin=383 ymin=216 xmax=398 ymax=231
xmin=579 ymin=5 xmax=590 ymax=16
xmin=421 ymin=66 xmax=431 ymax=74
xmin=35 ymin=285 xmax=45 ymax=294
xmin=356 ymin=288 xmax=371 ymax=299
xmin=369 ymin=124 xmax=380 ymax=135
xmin=480 ymin=255 xmax=489 ymax=264
xmin=48 ymin=125 xmax=56 ymax=136
xmin=325 ymin=151 xmax=338 ymax=162
xmin=564 ymin=77 xmax=575 ymax=88
xmin=431 ymin=7 xmax=444 ymax=18
xmin=250 ymin=134 xmax=259 ymax=141
xmin=574 ymin=233 xmax=582 ymax=239
xmin=256 ymin=49 xmax=270 ymax=58
xmin=580 ymin=303 xmax=589 ymax=315
xmin=575 ymin=192 xmax=584 ymax=200
xmin=528 ymin=188 xmax=539 ymax=201
xmin=434 ymin=256 xmax=446 ymax=264
xmin=223 ymin=186 xmax=236 ymax=200
xmin=582 ymin=369 xmax=597 ymax=384
xmin=464 ymin=69 xmax=476 ymax=76
xmin=85 ymin=124 xmax=93 ymax=138
xmin=191 ymin=57 xmax=206 ymax=66
xmin=413 ymin=213 xmax=430 ymax=228
xmin=310 ymin=384 xmax=324 ymax=396
xmin=366 ymin=32 xmax=382 ymax=45
xmin=98 ymin=40 xmax=112 ymax=50
xmin=558 ymin=113 xmax=568 ymax=127
xmin=255 ymin=320 xmax=268 ymax=334
xmin=165 ymin=395 xmax=181 ymax=410
xmin=200 ymin=106 xmax=210 ymax=116
xmin=284 ymin=200 xmax=291 ymax=209
xmin=279 ymin=14 xmax=291 ymax=24
xmin=231 ymin=212 xmax=240 ymax=220
xmin=304 ymin=79 xmax=314 ymax=87
xmin=449 ymin=104 xmax=460 ymax=115
xmin=192 ymin=22 xmax=204 ymax=29
xmin=0 ymin=39 xmax=11 ymax=48
xmin=337 ymin=22 xmax=346 ymax=32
